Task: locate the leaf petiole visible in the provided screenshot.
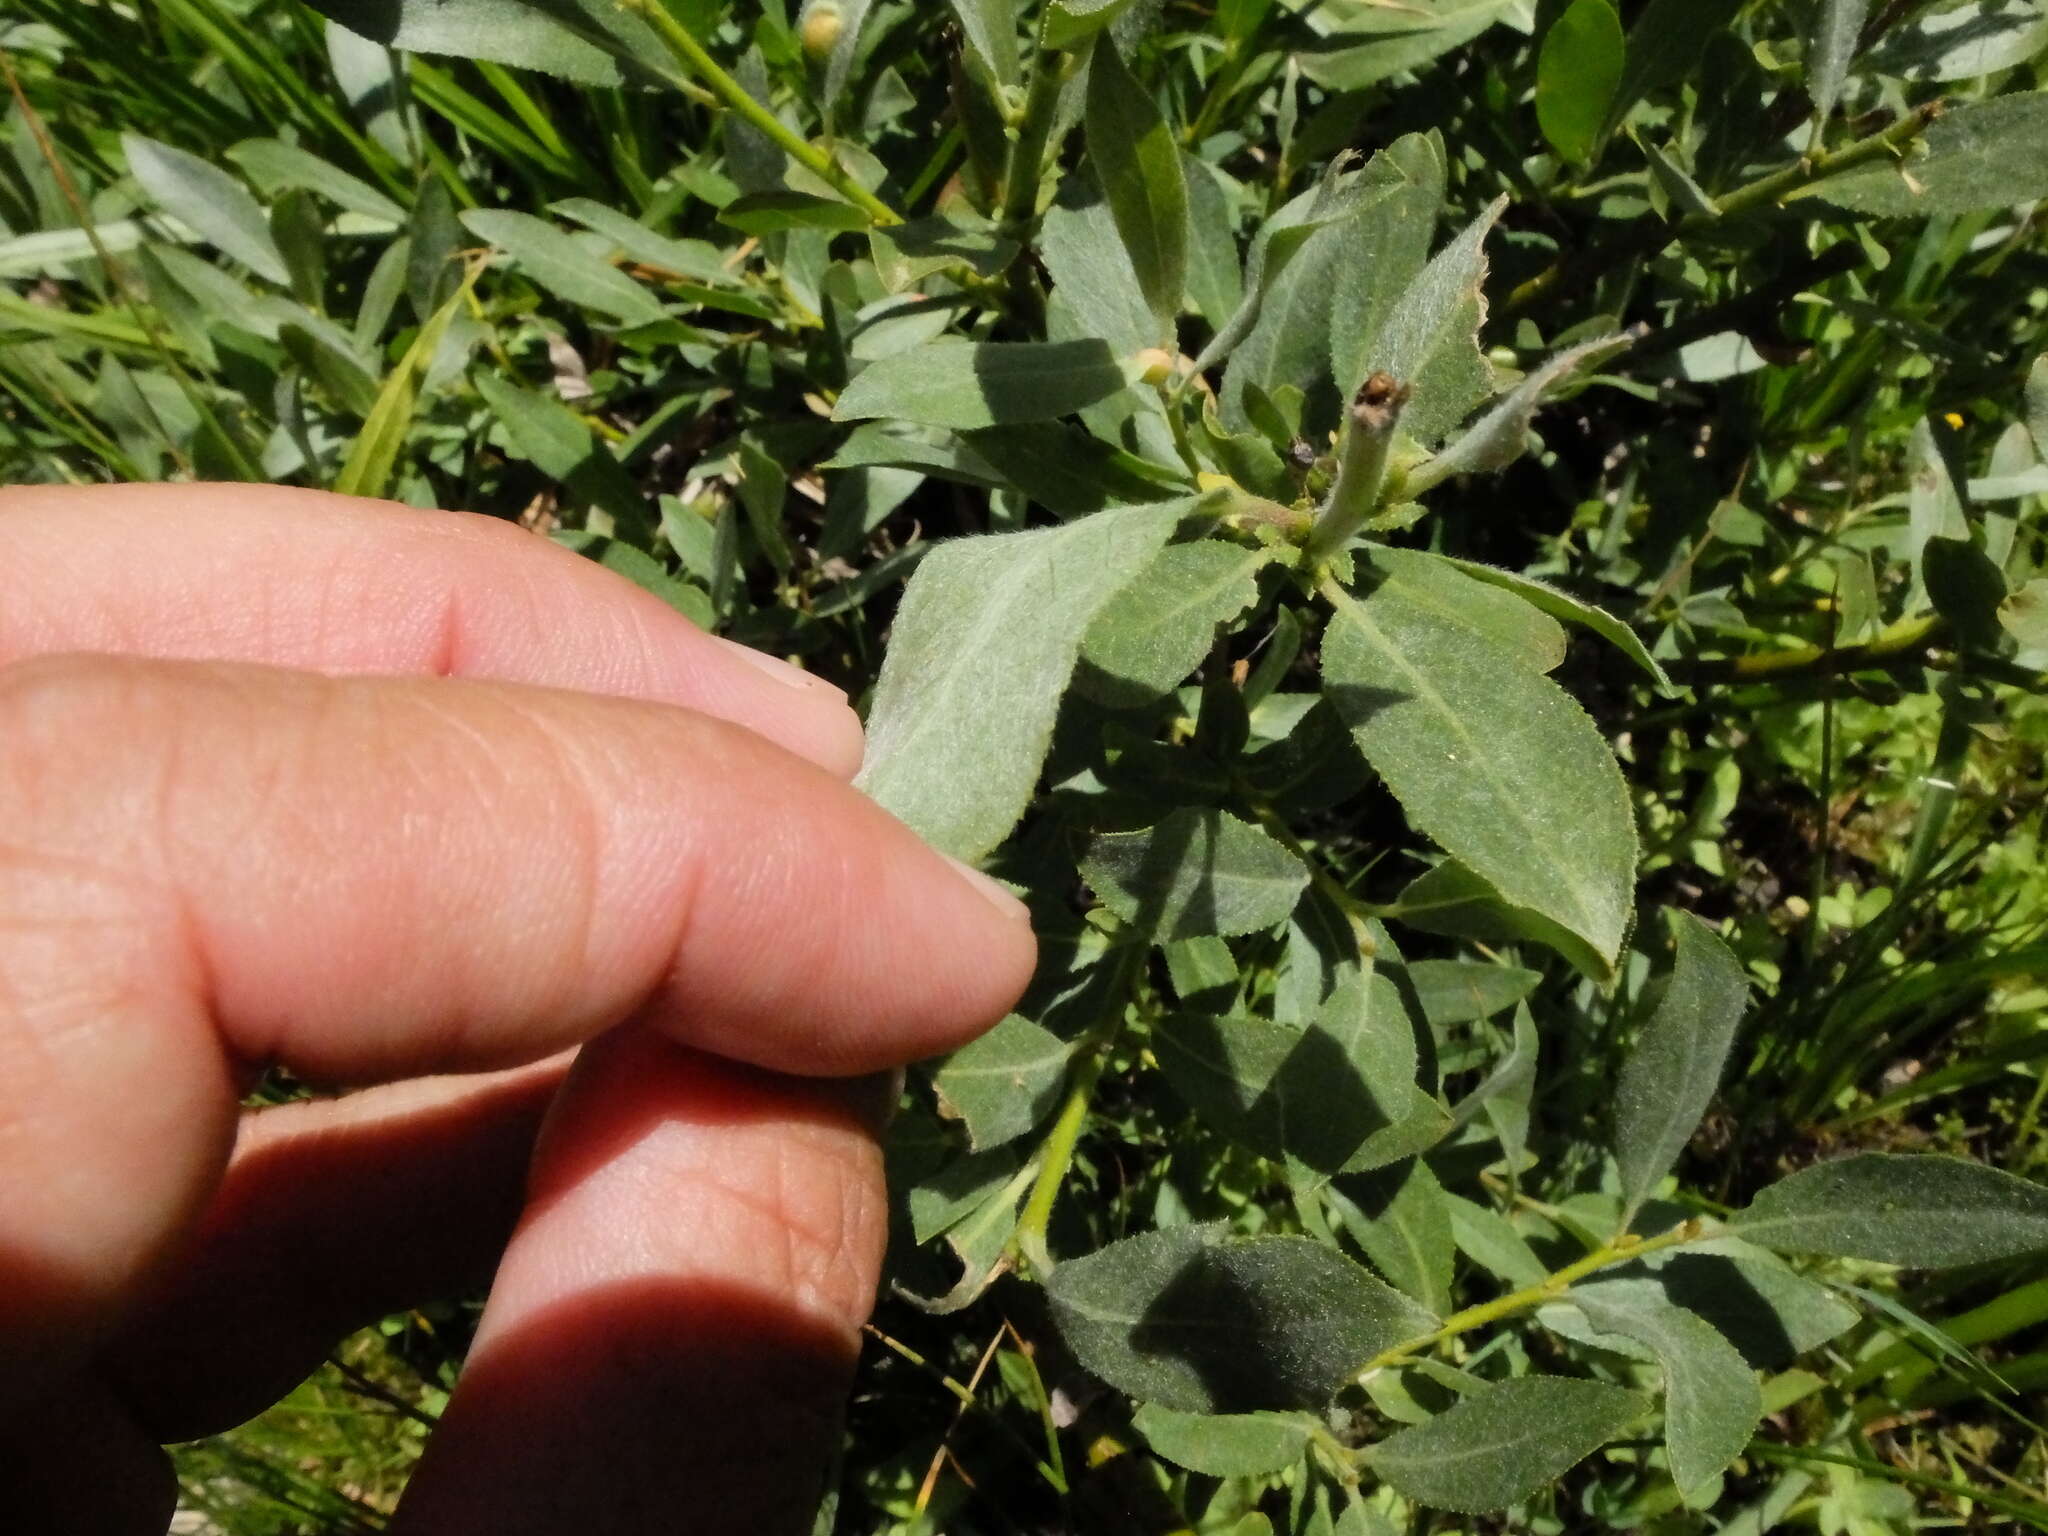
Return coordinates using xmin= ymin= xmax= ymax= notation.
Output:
xmin=1008 ymin=939 xmax=1145 ymax=1277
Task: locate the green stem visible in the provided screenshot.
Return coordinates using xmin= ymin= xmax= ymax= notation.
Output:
xmin=1239 ymin=788 xmax=1383 ymax=956
xmin=1010 ymin=944 xmax=1143 ymax=1277
xmin=1156 ymin=379 xmax=1202 ymax=477
xmin=1504 ymin=99 xmax=1946 ymax=318
xmin=1352 ymin=1221 xmax=1707 ymax=1382
xmin=622 ymin=0 xmax=901 ymax=226
xmin=1715 ymin=100 xmax=1945 ymax=220
xmin=1181 ymin=37 xmax=1244 ymax=147
xmin=1305 ymin=375 xmax=1408 ymax=565
xmin=1000 ymin=44 xmax=1076 ymax=234
xmin=1684 ymin=613 xmax=1945 ymax=684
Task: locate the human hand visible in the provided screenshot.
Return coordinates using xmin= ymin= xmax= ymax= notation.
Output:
xmin=0 ymin=484 xmax=1036 ymax=1534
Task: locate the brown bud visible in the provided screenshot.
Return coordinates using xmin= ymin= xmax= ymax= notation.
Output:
xmin=1352 ymin=371 xmax=1411 ymax=431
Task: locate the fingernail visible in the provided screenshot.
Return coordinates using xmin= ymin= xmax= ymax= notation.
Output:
xmin=944 ymin=855 xmax=1032 ymax=922
xmin=717 ymin=638 xmax=845 ymax=698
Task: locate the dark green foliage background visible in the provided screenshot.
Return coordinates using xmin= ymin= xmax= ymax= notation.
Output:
xmin=4 ymin=0 xmax=2048 ymax=1530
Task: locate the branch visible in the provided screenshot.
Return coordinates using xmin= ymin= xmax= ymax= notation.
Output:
xmin=1351 ymin=1220 xmax=1709 ymax=1383
xmin=623 ymin=0 xmax=902 ymax=226
xmin=1000 ymin=42 xmax=1078 ymax=233
xmin=1622 ymin=243 xmax=1867 ymax=366
xmin=1681 ymin=613 xmax=1946 ymax=685
xmin=1505 ymin=100 xmax=1946 ymax=319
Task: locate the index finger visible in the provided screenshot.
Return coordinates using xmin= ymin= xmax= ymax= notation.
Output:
xmin=0 ymin=654 xmax=1033 ymax=1392
xmin=0 ymin=483 xmax=864 ymax=777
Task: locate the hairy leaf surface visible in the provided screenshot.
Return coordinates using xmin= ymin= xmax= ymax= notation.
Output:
xmin=1614 ymin=915 xmax=1750 ymax=1224
xmin=1323 ymin=562 xmax=1637 ymax=978
xmin=857 ymin=504 xmax=1181 ymax=859
xmin=1576 ymin=1280 xmax=1763 ymax=1501
xmin=932 ymin=1015 xmax=1073 ymax=1151
xmin=1047 ymin=1225 xmax=1437 ymax=1412
xmin=1083 ymin=808 xmax=1309 ymax=941
xmin=1079 ymin=542 xmax=1268 ymax=706
xmin=1131 ymin=1403 xmax=1317 ymax=1477
xmin=1733 ymin=1154 xmax=2048 ymax=1265
xmin=835 ymin=339 xmax=1137 ymax=429
xmin=1365 ymin=1377 xmax=1647 ymax=1512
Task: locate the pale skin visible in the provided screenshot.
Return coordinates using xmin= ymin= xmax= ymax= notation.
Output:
xmin=0 ymin=484 xmax=1038 ymax=1534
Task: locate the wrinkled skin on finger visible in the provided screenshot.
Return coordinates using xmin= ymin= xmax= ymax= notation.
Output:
xmin=0 ymin=486 xmax=1035 ymax=1534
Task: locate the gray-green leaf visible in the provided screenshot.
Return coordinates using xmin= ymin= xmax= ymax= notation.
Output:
xmin=1614 ymin=914 xmax=1750 ymax=1226
xmin=124 ymin=133 xmax=289 ymax=286
xmin=1153 ymin=981 xmax=1443 ymax=1176
xmin=1646 ymin=1246 xmax=1859 ymax=1368
xmin=1437 ymin=556 xmax=1674 ymax=692
xmin=1078 ymin=542 xmax=1268 ymax=707
xmin=868 ymin=215 xmax=1019 ymax=293
xmin=1131 ymin=1403 xmax=1317 ymax=1477
xmin=1868 ymin=0 xmax=2048 ymax=82
xmin=1361 ymin=549 xmax=1569 ymax=671
xmin=718 ymin=190 xmax=872 ymax=234
xmin=474 ymin=372 xmax=650 ymax=537
xmin=1392 ymin=859 xmax=1617 ymax=984
xmin=1345 ymin=196 xmax=1504 ymax=444
xmin=1083 ymin=808 xmax=1310 ymax=941
xmin=2001 ymin=577 xmax=2048 ymax=650
xmin=1820 ymin=91 xmax=2048 ymax=216
xmin=1230 ymin=135 xmax=1443 ymax=435
xmin=1364 ymin=1377 xmax=1647 ymax=1512
xmin=1575 ymin=1280 xmax=1763 ymax=1502
xmin=932 ymin=1015 xmax=1073 ymax=1151
xmin=227 ymin=138 xmax=408 ymax=224
xmin=301 ymin=0 xmax=658 ymax=85
xmin=834 ymin=339 xmax=1137 ymax=430
xmin=1182 ymin=154 xmax=1244 ymax=332
xmin=1331 ymin=1160 xmax=1455 ymax=1315
xmin=552 ymin=198 xmax=736 ymax=285
xmin=946 ymin=0 xmax=1020 ymax=83
xmin=1042 ymin=183 xmax=1158 ymax=355
xmin=1085 ymin=33 xmax=1187 ymax=345
xmin=1732 ymin=1153 xmax=2048 ymax=1266
xmin=1445 ymin=1194 xmax=1550 ymax=1289
xmin=1807 ymin=0 xmax=1872 ymax=127
xmin=1047 ymin=1226 xmax=1437 ymax=1412
xmin=1407 ymin=960 xmax=1541 ymax=1026
xmin=1296 ymin=0 xmax=1520 ymax=91
xmin=460 ymin=209 xmax=668 ymax=325
xmin=1322 ymin=562 xmax=1637 ymax=980
xmin=1408 ymin=335 xmax=1629 ymax=491
xmin=857 ymin=504 xmax=1182 ymax=860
